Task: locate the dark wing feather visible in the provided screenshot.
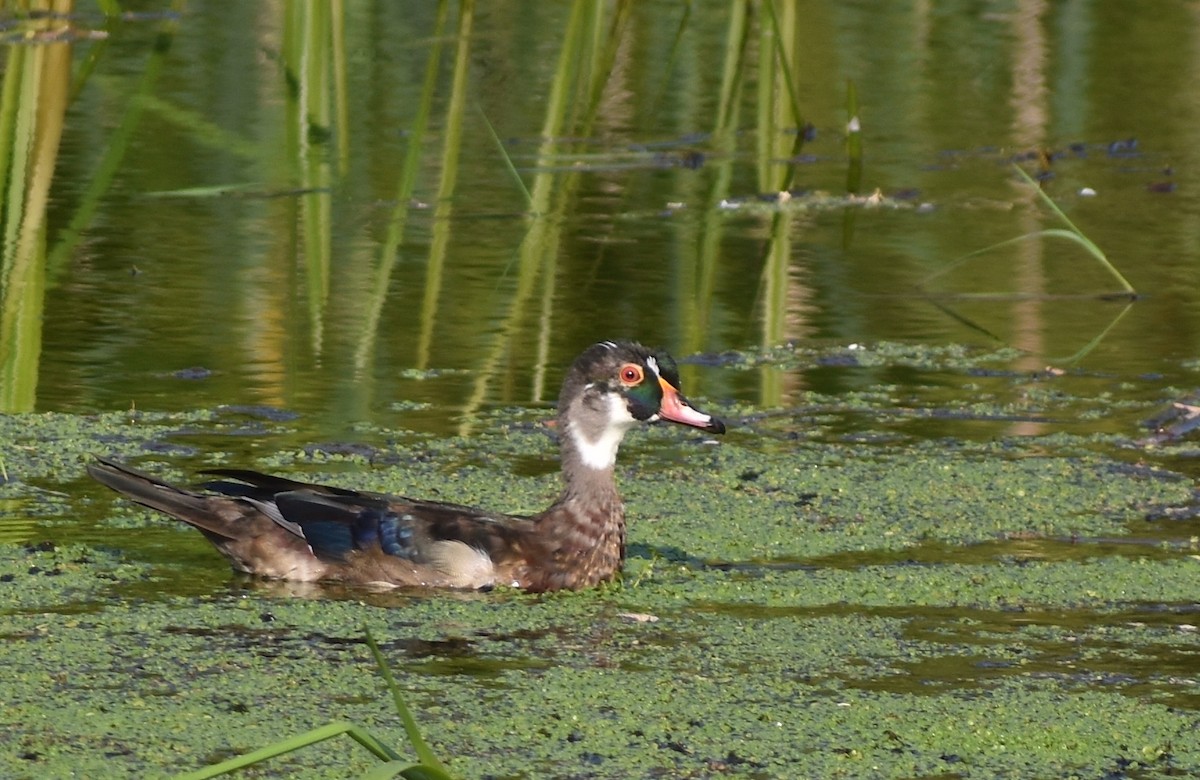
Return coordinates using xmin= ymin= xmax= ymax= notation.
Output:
xmin=201 ymin=469 xmax=537 ymax=567
xmin=202 ymin=468 xmax=363 ymax=499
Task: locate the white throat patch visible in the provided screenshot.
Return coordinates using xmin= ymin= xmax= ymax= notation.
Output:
xmin=568 ymin=393 xmax=638 ymax=470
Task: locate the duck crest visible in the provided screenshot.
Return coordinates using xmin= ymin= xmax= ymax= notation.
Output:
xmin=88 ymin=340 xmax=725 ymax=592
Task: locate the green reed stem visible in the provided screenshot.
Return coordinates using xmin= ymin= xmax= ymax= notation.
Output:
xmin=460 ymin=0 xmax=594 ymax=427
xmin=713 ymin=0 xmax=750 ymax=138
xmin=173 ymin=722 xmax=404 ymax=780
xmin=762 ymin=0 xmax=806 ymax=192
xmin=478 ymin=108 xmax=531 ymax=206
xmin=919 ymin=165 xmax=1135 ymax=297
xmin=46 ymin=0 xmax=183 ymax=279
xmin=1013 ymin=165 xmax=1134 ymax=294
xmin=683 ymin=0 xmax=749 ymax=358
xmin=845 ymin=78 xmax=862 ymax=194
xmin=364 ymin=629 xmax=457 ymax=778
xmin=355 ymin=0 xmax=451 ymax=373
xmin=645 ymin=0 xmax=692 ymax=116
xmin=417 ymin=0 xmax=475 ymax=369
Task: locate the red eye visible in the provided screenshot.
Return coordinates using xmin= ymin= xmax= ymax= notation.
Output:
xmin=619 ymin=363 xmax=644 ymax=385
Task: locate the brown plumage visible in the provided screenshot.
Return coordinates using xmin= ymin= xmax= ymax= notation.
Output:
xmin=88 ymin=341 xmax=725 ymax=592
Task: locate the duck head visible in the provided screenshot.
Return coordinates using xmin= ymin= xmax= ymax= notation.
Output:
xmin=558 ymin=341 xmax=725 ymax=471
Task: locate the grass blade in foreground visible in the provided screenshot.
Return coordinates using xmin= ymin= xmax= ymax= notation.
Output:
xmin=365 ymin=629 xmax=457 ymax=778
xmin=173 ymin=721 xmax=404 ymax=780
xmin=171 ymin=630 xmax=459 ymax=780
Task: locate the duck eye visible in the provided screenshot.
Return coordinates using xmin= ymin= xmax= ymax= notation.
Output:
xmin=618 ymin=363 xmax=644 ymax=385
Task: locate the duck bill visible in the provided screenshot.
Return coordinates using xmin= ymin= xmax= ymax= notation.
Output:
xmin=657 ymin=377 xmax=726 ymax=434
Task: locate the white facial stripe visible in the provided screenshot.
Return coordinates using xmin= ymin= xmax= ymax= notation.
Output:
xmin=645 ymin=355 xmax=660 ymax=379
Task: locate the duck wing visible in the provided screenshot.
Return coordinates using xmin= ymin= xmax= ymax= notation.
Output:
xmin=91 ymin=458 xmax=540 ymax=589
xmin=202 ymin=468 xmax=537 ymax=587
xmin=88 ymin=457 xmax=325 ymax=581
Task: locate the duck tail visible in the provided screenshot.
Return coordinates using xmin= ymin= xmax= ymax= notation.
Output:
xmin=87 ymin=456 xmax=237 ymax=540
xmin=89 ymin=457 xmax=327 ymax=580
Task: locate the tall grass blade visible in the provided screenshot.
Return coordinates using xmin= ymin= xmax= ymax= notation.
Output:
xmin=1012 ymin=164 xmax=1134 ymax=294
xmin=1053 ymin=301 xmax=1134 ymax=365
xmin=762 ymin=0 xmax=806 ymax=192
xmin=528 ymin=0 xmax=626 ymax=399
xmin=172 ymin=630 xmax=463 ymax=778
xmin=760 ymin=209 xmax=789 ymax=407
xmin=360 ymin=762 xmax=431 ymax=780
xmin=416 ymin=0 xmax=476 ymax=369
xmin=137 ymin=94 xmax=260 ymax=161
xmin=752 ymin=0 xmax=809 ymax=401
xmin=925 ymin=297 xmax=1005 ymax=342
xmin=713 ymin=1 xmax=750 ymax=138
xmin=68 ymin=7 xmax=115 ymax=104
xmin=580 ymin=0 xmax=631 ymax=126
xmin=755 ymin=3 xmax=773 ymax=191
xmin=549 ymin=0 xmax=693 ymax=275
xmin=460 ymin=0 xmax=593 ymax=427
xmin=919 ymin=166 xmax=1135 ymax=297
xmin=355 ymin=0 xmax=451 ymax=373
xmin=844 ymin=78 xmax=862 ymax=194
xmin=330 ymin=0 xmax=350 ymax=175
xmin=645 ymin=0 xmax=693 ymax=116
xmin=0 ymin=6 xmax=72 ymax=412
xmin=477 ymin=108 xmax=531 ymax=206
xmin=283 ymin=0 xmax=336 ymax=356
xmin=683 ymin=1 xmax=749 ymax=357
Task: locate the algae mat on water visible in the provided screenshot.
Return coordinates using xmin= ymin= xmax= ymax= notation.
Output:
xmin=2 ymin=559 xmax=1199 ymax=778
xmin=2 ymin=349 xmax=1200 ymax=777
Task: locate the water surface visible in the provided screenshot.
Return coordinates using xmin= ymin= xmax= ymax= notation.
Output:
xmin=4 ymin=3 xmax=1200 ymax=778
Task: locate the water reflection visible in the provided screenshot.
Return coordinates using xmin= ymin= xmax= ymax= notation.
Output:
xmin=0 ymin=21 xmax=70 ymax=412
xmin=0 ymin=1 xmax=1196 ymax=425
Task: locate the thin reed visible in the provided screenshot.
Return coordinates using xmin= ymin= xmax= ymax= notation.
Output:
xmin=174 ymin=630 xmax=459 ymax=780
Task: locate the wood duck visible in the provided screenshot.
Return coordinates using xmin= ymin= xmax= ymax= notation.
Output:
xmin=88 ymin=341 xmax=725 ymax=592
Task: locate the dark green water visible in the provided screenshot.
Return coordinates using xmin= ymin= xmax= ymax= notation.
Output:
xmin=8 ymin=1 xmax=1200 ymax=426
xmin=5 ymin=3 xmax=1200 ymax=778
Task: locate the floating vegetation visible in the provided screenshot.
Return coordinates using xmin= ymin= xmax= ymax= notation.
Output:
xmin=176 ymin=630 xmax=459 ymax=780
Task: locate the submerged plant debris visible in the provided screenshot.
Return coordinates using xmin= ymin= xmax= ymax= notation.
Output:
xmin=2 ymin=343 xmax=1200 ymax=778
